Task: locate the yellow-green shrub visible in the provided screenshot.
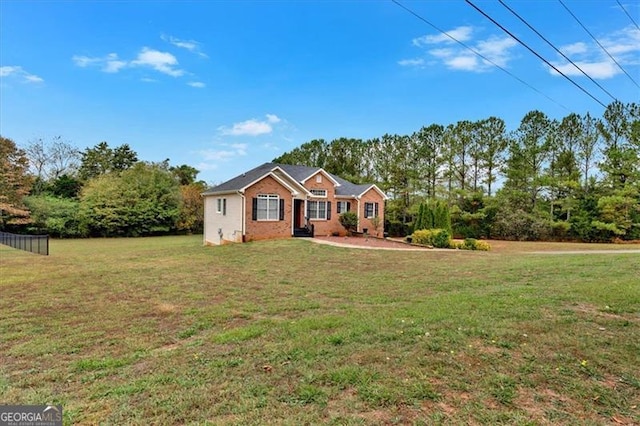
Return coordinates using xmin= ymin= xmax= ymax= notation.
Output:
xmin=460 ymin=238 xmax=491 ymax=251
xmin=411 ymin=229 xmax=451 ymax=248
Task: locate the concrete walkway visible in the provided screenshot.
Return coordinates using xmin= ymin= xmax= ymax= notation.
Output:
xmin=306 ymin=238 xmax=640 ymax=254
xmin=528 ymin=249 xmax=640 ymax=254
xmin=304 ymin=237 xmax=440 ymax=251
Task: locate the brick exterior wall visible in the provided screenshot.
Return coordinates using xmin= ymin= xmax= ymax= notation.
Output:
xmin=239 ymin=170 xmax=386 ymax=241
xmin=244 ymin=175 xmax=293 ymax=241
xmin=358 ymin=187 xmax=385 ymax=236
xmin=303 ymin=172 xmax=342 ymax=236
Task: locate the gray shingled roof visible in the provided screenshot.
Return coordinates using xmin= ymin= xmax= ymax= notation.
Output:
xmin=202 ymin=162 xmax=380 ymax=197
xmin=331 ymin=175 xmax=376 ymax=197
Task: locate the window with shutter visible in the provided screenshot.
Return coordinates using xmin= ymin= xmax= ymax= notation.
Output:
xmin=308 ymin=201 xmax=328 ymax=220
xmin=364 ymin=202 xmax=376 ymax=218
xmin=337 ymin=201 xmax=350 ymax=214
xmin=255 ymin=194 xmax=280 ymax=221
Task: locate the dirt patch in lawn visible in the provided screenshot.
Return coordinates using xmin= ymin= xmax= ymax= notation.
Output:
xmin=313 ymin=236 xmax=432 ymax=250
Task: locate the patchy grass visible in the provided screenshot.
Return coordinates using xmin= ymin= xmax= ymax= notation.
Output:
xmin=1 ymin=236 xmax=639 ymax=424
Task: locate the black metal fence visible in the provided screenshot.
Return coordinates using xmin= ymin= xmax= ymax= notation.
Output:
xmin=0 ymin=231 xmax=49 ymax=255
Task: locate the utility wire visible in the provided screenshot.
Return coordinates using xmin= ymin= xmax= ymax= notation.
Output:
xmin=616 ymin=0 xmax=640 ymax=32
xmin=465 ymin=0 xmax=608 ymax=108
xmin=498 ymin=0 xmax=620 ymax=104
xmin=390 ymin=0 xmax=570 ymax=112
xmin=558 ymin=0 xmax=640 ymax=90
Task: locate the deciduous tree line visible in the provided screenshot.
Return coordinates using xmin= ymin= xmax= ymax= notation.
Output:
xmin=0 ymin=137 xmax=204 ymax=237
xmin=275 ymin=101 xmax=639 ymax=241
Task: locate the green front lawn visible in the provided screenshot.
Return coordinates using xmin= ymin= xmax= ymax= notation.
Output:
xmin=1 ymin=236 xmax=638 ymax=424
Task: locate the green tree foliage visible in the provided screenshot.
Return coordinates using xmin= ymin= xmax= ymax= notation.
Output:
xmin=452 ymin=120 xmax=474 ymax=191
xmin=170 ymin=164 xmax=200 ymax=185
xmin=0 ymin=136 xmax=33 ymax=228
xmin=25 ymin=136 xmax=80 ymax=194
xmin=176 ymin=182 xmax=205 ymax=234
xmin=338 ymin=211 xmax=358 ymax=235
xmin=272 ymin=103 xmax=638 ymax=241
xmin=598 ymin=101 xmax=640 ymax=189
xmin=414 ymin=124 xmax=445 ymax=199
xmin=450 ymin=192 xmax=494 ymax=239
xmin=78 ymin=141 xmax=138 ymax=180
xmin=591 ymin=187 xmax=640 ymax=240
xmin=414 ymin=200 xmax=451 ymax=235
xmin=274 ymin=139 xmax=328 ymax=168
xmin=324 ymin=138 xmax=367 ymax=183
xmin=24 ymin=195 xmax=85 ymax=237
xmin=577 ymin=113 xmax=600 ymax=191
xmin=79 ymin=162 xmax=181 ymax=237
xmin=48 ymin=174 xmax=82 ymax=199
xmin=478 ymin=117 xmax=508 ymax=197
xmin=503 ymin=110 xmax=551 ymax=212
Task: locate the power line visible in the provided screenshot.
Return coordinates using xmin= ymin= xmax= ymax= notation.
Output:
xmin=558 ymin=0 xmax=640 ymax=90
xmin=465 ymin=0 xmax=608 ymax=108
xmin=616 ymin=0 xmax=640 ymax=32
xmin=498 ymin=0 xmax=620 ymax=104
xmin=390 ymin=0 xmax=570 ymax=112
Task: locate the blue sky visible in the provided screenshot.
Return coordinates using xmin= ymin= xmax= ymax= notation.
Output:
xmin=1 ymin=1 xmax=639 ymax=184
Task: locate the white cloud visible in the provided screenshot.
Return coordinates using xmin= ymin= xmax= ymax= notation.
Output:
xmin=550 ymin=60 xmax=620 ymax=79
xmin=73 ymin=47 xmax=187 ymax=77
xmin=413 ymin=26 xmax=474 ymax=47
xmin=71 ymin=56 xmax=98 ymax=67
xmin=266 ymin=114 xmax=281 ymax=123
xmin=161 ymin=34 xmax=208 ymax=58
xmin=188 ymin=81 xmax=206 ymax=88
xmin=24 ymin=74 xmax=45 ymax=83
xmin=195 ymin=162 xmax=219 ymax=171
xmin=398 ymin=58 xmax=425 ymax=67
xmin=263 ymin=142 xmax=280 ymax=150
xmin=201 ymin=149 xmax=238 ymax=160
xmin=103 ymin=54 xmax=127 ymax=73
xmin=429 ymin=38 xmax=516 ymax=72
xmin=0 ymin=65 xmax=44 ymax=83
xmin=131 ymin=47 xmax=184 ymax=77
xmin=405 ymin=25 xmax=518 ymax=73
xmin=229 ymin=143 xmax=248 ymax=155
xmin=601 ymin=26 xmax=640 ymax=58
xmin=549 ymin=25 xmax=640 ymax=79
xmin=199 ymin=143 xmax=248 ymax=162
xmin=560 ymin=42 xmax=588 ymax=56
xmin=218 ymin=114 xmax=283 ymax=136
xmin=476 ymin=36 xmax=518 ymax=68
xmin=429 ymin=48 xmax=455 ymax=59
xmin=445 ymin=55 xmax=478 ymax=71
xmin=220 ymin=119 xmax=272 ymax=136
xmin=72 ymin=53 xmax=126 ymax=73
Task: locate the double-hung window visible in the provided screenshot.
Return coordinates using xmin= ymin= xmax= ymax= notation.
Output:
xmin=364 ymin=202 xmax=379 ymax=219
xmin=216 ymin=198 xmax=227 ymax=215
xmin=256 ymin=194 xmax=279 ymax=221
xmin=308 ymin=200 xmax=331 ymax=220
xmin=337 ymin=201 xmax=350 ymax=214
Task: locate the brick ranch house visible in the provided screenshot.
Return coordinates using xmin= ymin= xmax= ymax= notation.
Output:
xmin=202 ymin=162 xmax=387 ymax=245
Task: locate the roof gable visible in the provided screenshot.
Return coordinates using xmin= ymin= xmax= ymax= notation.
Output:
xmin=202 ymin=162 xmax=385 ymax=198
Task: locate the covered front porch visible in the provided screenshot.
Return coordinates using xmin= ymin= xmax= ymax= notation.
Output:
xmin=292 ymin=198 xmax=314 ymax=237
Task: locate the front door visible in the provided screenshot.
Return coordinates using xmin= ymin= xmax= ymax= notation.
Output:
xmin=294 ymin=199 xmax=304 ymax=228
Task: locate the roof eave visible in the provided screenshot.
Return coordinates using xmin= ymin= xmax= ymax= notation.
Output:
xmin=300 ymin=168 xmax=341 ymax=187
